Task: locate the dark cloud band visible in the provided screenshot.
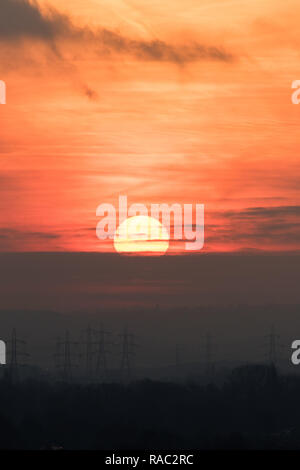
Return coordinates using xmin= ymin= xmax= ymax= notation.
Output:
xmin=0 ymin=0 xmax=233 ymax=63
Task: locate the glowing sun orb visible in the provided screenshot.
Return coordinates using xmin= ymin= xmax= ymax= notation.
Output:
xmin=113 ymin=216 xmax=169 ymax=255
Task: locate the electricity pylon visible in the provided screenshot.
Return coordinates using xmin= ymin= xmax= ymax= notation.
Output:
xmin=7 ymin=328 xmax=29 ymax=383
xmin=119 ymin=326 xmax=137 ymax=383
xmin=265 ymin=325 xmax=281 ymax=366
xmin=55 ymin=330 xmax=79 ymax=383
xmin=81 ymin=326 xmax=95 ymax=382
xmin=94 ymin=323 xmax=111 ymax=383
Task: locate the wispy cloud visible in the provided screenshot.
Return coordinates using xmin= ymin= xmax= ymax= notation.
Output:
xmin=0 ymin=0 xmax=233 ymax=64
xmin=206 ymin=205 xmax=300 ymax=249
xmin=223 ymin=206 xmax=300 ymax=219
xmin=0 ymin=227 xmax=60 ymax=240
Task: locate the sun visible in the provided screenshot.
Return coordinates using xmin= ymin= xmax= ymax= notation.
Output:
xmin=113 ymin=215 xmax=169 ymax=255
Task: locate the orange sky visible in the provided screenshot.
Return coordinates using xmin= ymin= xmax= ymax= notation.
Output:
xmin=0 ymin=0 xmax=299 ymax=253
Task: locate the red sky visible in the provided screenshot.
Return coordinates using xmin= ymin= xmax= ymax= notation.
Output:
xmin=0 ymin=0 xmax=299 ymax=254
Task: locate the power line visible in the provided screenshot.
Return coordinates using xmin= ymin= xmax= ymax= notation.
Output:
xmin=81 ymin=326 xmax=95 ymax=382
xmin=55 ymin=330 xmax=79 ymax=383
xmin=94 ymin=323 xmax=111 ymax=383
xmin=7 ymin=328 xmax=29 ymax=383
xmin=264 ymin=325 xmax=281 ymax=366
xmin=119 ymin=326 xmax=137 ymax=383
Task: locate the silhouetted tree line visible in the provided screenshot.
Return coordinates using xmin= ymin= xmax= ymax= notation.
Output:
xmin=0 ymin=364 xmax=300 ymax=449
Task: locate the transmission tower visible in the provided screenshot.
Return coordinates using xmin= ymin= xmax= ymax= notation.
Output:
xmin=119 ymin=327 xmax=137 ymax=382
xmin=94 ymin=323 xmax=111 ymax=382
xmin=55 ymin=330 xmax=79 ymax=383
xmin=265 ymin=325 xmax=281 ymax=366
xmin=81 ymin=326 xmax=95 ymax=382
xmin=7 ymin=328 xmax=29 ymax=383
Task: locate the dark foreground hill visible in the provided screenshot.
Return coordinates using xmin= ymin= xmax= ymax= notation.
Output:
xmin=0 ymin=364 xmax=300 ymax=450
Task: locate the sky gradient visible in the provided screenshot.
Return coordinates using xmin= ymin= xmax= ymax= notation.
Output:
xmin=0 ymin=0 xmax=299 ymax=253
